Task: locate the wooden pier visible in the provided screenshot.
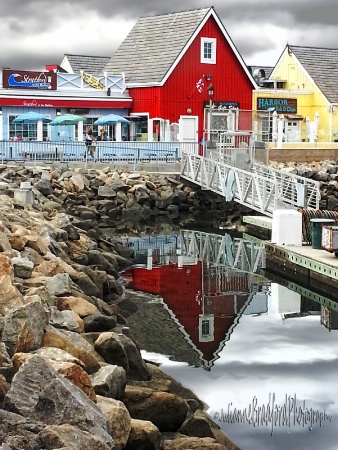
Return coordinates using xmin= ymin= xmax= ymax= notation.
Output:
xmin=244 ymin=215 xmax=338 ymax=298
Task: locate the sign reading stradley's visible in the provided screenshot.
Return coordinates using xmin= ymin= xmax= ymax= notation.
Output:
xmin=3 ymin=70 xmax=57 ymax=90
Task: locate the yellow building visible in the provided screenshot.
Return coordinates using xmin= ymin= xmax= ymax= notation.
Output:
xmin=252 ymin=45 xmax=338 ymax=144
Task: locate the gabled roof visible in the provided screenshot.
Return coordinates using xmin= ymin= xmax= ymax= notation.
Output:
xmin=104 ymin=7 xmax=256 ymax=87
xmin=284 ymin=45 xmax=338 ymax=104
xmin=61 ymin=54 xmax=110 ymax=74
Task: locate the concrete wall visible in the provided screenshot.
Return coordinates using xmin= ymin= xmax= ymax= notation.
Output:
xmin=255 ymin=146 xmax=338 ymax=164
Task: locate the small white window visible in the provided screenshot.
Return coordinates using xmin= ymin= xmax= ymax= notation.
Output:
xmin=201 ymin=37 xmax=216 ymax=64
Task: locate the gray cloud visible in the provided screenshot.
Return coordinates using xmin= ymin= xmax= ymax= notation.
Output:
xmin=2 ymin=0 xmax=338 ymax=69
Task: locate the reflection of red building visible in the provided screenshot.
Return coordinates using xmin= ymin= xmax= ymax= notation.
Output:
xmin=127 ymin=260 xmax=251 ymax=369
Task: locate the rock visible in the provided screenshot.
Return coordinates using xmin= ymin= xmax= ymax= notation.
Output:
xmin=83 ymin=314 xmax=117 ymax=332
xmin=45 ymin=273 xmax=72 ymax=296
xmin=49 ymin=306 xmax=84 ymax=333
xmin=11 ymin=351 xmax=96 ymax=402
xmin=38 ymin=423 xmax=111 ymax=450
xmin=97 ymin=396 xmax=131 ymax=450
xmin=125 ymin=418 xmax=161 ymax=450
xmin=2 ymin=301 xmax=49 ymax=355
xmin=0 ymin=254 xmax=14 ymax=278
xmin=11 ymin=256 xmax=34 ymax=279
xmin=56 ymin=295 xmax=101 ymax=317
xmin=161 ymin=433 xmax=228 ymax=450
xmin=3 ymin=355 xmax=113 ymax=448
xmin=94 ymin=332 xmax=150 ymax=381
xmin=42 ymin=200 xmax=63 ymax=211
xmin=0 ymin=275 xmax=24 ymax=316
xmin=0 ymin=374 xmax=10 ymax=401
xmin=42 ymin=325 xmax=103 ymax=374
xmin=36 ymin=179 xmax=53 ymax=196
xmin=94 ymin=332 xmax=129 ymax=370
xmin=98 ymin=185 xmax=117 ymax=198
xmin=46 ymin=360 xmax=97 ymax=402
xmin=90 ymin=365 xmax=127 ymax=399
xmin=0 ymin=408 xmax=44 ymax=450
xmin=178 ymin=409 xmax=238 ymax=449
xmin=122 ymin=386 xmax=189 ymax=432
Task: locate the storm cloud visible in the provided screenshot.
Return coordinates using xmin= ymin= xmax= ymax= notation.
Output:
xmin=2 ymin=0 xmax=338 ymax=70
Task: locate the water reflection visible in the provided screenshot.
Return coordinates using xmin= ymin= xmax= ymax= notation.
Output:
xmin=121 ymin=229 xmax=338 ymax=450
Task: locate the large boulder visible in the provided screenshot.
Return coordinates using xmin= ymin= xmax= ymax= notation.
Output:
xmin=3 ymin=355 xmax=113 ymax=448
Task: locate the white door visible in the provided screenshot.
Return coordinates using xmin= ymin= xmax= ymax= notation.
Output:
xmin=285 ymin=121 xmax=300 ymax=142
xmin=179 ymin=115 xmax=198 ymax=142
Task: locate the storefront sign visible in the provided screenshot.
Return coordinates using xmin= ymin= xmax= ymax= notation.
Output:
xmin=257 ymin=97 xmax=297 ymax=113
xmin=0 ymin=97 xmax=132 ymax=109
xmin=80 ymin=71 xmax=105 ymax=90
xmin=203 ymin=101 xmax=240 ymax=110
xmin=3 ymin=70 xmax=57 ymax=90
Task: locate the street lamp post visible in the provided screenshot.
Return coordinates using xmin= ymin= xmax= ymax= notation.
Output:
xmin=208 ymin=84 xmax=214 ymax=148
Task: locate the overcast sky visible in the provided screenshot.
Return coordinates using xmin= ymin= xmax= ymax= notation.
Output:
xmin=3 ymin=0 xmax=338 ymax=71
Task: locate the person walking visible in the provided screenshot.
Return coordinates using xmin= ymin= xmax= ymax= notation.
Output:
xmin=85 ymin=125 xmax=96 ymax=159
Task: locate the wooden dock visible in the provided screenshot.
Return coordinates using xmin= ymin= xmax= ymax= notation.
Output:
xmin=244 ymin=215 xmax=338 ymax=298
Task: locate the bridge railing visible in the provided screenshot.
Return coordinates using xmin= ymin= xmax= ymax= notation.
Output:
xmin=180 ymin=151 xmax=321 ymax=216
xmin=253 ymin=163 xmax=321 ymax=210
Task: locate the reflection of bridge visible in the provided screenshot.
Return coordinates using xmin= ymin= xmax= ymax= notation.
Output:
xmin=180 ymin=229 xmax=266 ymax=274
xmin=180 ymin=140 xmax=321 ymax=217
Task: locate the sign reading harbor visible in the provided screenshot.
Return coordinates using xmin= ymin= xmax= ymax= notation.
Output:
xmin=257 ymin=97 xmax=297 ymax=113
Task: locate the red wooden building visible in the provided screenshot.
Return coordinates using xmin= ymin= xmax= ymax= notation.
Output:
xmin=104 ymin=7 xmax=257 ymax=143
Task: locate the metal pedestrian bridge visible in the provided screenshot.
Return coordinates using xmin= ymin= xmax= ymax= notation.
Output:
xmin=180 ymin=140 xmax=321 ymax=217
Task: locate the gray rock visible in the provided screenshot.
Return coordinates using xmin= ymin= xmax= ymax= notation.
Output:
xmin=11 ymin=256 xmax=34 ymax=279
xmin=36 ymin=179 xmax=53 ymax=196
xmin=98 ymin=185 xmax=117 ymax=198
xmin=49 ymin=306 xmax=83 ymax=333
xmin=46 ymin=273 xmax=72 ymax=296
xmin=83 ymin=314 xmax=117 ymax=332
xmin=0 ymin=409 xmax=44 ymax=450
xmin=90 ymin=365 xmax=127 ymax=399
xmin=2 ymin=301 xmax=49 ymax=355
xmin=3 ymin=354 xmax=114 ymax=448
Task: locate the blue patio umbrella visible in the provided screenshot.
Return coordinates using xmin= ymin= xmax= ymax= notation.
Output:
xmin=94 ymin=114 xmax=130 ymax=126
xmin=13 ymin=111 xmax=51 ymax=123
xmin=50 ymin=113 xmax=86 ymax=126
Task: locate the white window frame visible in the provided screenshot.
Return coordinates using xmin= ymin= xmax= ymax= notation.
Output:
xmin=201 ymin=37 xmax=216 ymax=64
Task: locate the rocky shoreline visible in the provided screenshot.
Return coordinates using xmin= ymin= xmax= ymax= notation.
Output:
xmin=0 ymin=159 xmax=337 ymax=449
xmin=0 ymin=164 xmax=240 ymax=450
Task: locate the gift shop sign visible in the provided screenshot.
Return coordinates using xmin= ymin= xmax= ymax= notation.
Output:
xmin=3 ymin=70 xmax=57 ymax=90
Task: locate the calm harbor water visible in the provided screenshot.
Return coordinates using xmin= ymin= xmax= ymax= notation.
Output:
xmin=121 ymin=229 xmax=338 ymax=450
